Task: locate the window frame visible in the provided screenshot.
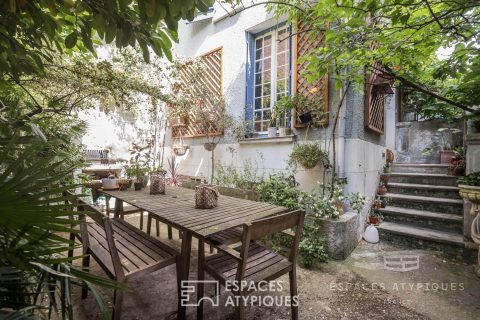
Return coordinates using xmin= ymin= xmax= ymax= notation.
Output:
xmin=246 ymin=24 xmax=293 ymax=134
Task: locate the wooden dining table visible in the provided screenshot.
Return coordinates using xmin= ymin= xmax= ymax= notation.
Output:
xmin=102 ymin=186 xmax=288 ymax=319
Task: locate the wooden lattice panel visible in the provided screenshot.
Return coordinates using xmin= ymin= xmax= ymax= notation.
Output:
xmin=364 ymin=59 xmax=391 ymax=134
xmin=293 ymin=22 xmax=329 ymax=128
xmin=172 ymin=47 xmax=223 ymax=138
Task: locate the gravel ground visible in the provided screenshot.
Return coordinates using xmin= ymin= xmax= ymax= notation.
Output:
xmin=72 ymin=215 xmax=480 ymax=320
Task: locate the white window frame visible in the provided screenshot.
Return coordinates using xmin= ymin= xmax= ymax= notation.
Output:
xmin=252 ymin=26 xmax=291 ymax=134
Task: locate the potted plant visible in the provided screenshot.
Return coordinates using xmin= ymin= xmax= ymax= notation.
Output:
xmin=173 ymin=145 xmax=189 ymax=156
xmin=133 ymin=165 xmax=146 ymax=191
xmin=383 ymin=162 xmax=392 ymax=173
xmin=377 ymin=181 xmax=387 ymax=195
xmin=448 ymin=146 xmax=466 ymax=176
xmin=372 ymin=197 xmax=382 ymax=209
xmin=166 ymin=99 xmax=190 ymax=127
xmin=288 ymin=143 xmax=330 ymax=170
xmin=368 ymin=210 xmax=382 ymax=226
xmin=458 ymin=171 xmax=480 ymax=214
xmin=438 ymin=127 xmax=462 ymax=164
xmin=267 ymin=117 xmax=277 ymax=138
xmin=381 ymin=197 xmax=390 ymax=208
xmin=273 ymin=96 xmax=293 ymax=137
xmin=291 ymin=94 xmax=312 ymax=125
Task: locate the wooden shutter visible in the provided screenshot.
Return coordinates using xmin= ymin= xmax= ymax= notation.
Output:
xmin=292 ymin=22 xmax=329 ymax=128
xmin=364 ymin=61 xmax=394 ymax=134
xmin=172 ymin=47 xmax=223 ymax=138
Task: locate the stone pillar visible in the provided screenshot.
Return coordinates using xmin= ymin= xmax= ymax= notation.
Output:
xmin=464 ymin=133 xmax=480 ymax=240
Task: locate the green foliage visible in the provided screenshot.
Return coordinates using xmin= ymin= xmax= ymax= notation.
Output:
xmin=271 ymin=0 xmax=480 ymax=116
xmin=299 ymin=222 xmax=328 ymax=268
xmin=0 ymin=128 xmax=114 ymax=318
xmin=459 ymin=172 xmax=480 ymax=186
xmin=348 ymin=192 xmax=368 ymax=214
xmin=214 ymin=159 xmax=263 ymax=189
xmin=256 ymin=173 xmax=303 ymax=210
xmin=0 ymin=0 xmax=217 ymax=78
xmin=288 ymin=143 xmax=330 ymax=170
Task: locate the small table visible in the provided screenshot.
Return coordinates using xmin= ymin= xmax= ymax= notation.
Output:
xmin=102 ymin=186 xmax=287 ymax=319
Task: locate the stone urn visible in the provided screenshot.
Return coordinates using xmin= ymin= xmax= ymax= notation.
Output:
xmin=459 ymin=185 xmax=480 ymax=214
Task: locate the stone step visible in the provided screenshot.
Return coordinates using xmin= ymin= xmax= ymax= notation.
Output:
xmin=378 ymin=206 xmax=462 ymax=232
xmin=386 ymin=182 xmax=461 ymax=199
xmin=380 ymin=193 xmax=463 ymax=214
xmin=391 ymin=163 xmax=450 ymax=174
xmin=377 ymin=222 xmax=474 ymax=260
xmin=384 ymin=173 xmax=459 ymax=186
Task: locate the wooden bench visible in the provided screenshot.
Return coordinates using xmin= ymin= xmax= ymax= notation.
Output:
xmin=68 ymin=195 xmax=180 ymax=320
xmin=197 ymin=210 xmax=305 ymax=320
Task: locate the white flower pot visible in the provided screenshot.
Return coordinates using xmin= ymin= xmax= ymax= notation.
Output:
xmin=268 ymin=127 xmax=277 ymax=138
xmin=278 ymin=127 xmax=287 ymax=137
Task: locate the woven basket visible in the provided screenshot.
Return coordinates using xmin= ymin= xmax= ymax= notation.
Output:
xmin=195 ymin=184 xmax=219 ymax=209
xmin=173 ymin=145 xmax=188 ymax=156
xmin=150 ymin=171 xmax=166 ymax=195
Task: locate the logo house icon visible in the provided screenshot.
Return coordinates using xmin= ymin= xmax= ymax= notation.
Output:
xmin=383 ymin=254 xmax=420 ymax=272
xmin=180 ymin=280 xmax=220 ymax=307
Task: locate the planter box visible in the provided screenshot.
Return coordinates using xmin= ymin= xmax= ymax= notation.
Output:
xmin=217 ymin=186 xmax=259 ymax=201
xmin=440 ymin=150 xmax=455 ymax=164
xmin=316 ymin=212 xmax=360 ymax=260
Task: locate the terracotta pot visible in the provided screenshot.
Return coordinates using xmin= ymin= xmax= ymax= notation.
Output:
xmin=369 ymin=216 xmax=380 ymax=226
xmin=440 ymin=150 xmax=455 ymax=164
xmin=335 ymin=201 xmax=345 ymax=215
xmin=380 ymin=174 xmax=390 ymax=185
xmin=378 ymin=186 xmax=387 ymax=195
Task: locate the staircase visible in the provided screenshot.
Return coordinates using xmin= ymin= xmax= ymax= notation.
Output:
xmin=377 ymin=163 xmax=473 ymax=259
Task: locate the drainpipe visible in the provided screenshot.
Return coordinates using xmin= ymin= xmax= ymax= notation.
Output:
xmin=337 ymin=85 xmax=348 ymax=184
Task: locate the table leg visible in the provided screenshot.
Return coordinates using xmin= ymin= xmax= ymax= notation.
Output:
xmin=177 ymin=230 xmax=192 ymax=320
xmin=105 ymin=195 xmax=111 ymax=215
xmin=114 ymin=198 xmax=123 ymax=218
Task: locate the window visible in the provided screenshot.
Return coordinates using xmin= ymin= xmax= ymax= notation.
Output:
xmin=251 ymin=27 xmax=291 ymax=132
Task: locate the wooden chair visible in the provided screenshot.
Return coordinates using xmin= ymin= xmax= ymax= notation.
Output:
xmin=105 ymin=195 xmax=146 ymax=230
xmin=197 ymin=210 xmax=305 ymax=320
xmin=69 ymin=196 xmax=181 ymax=320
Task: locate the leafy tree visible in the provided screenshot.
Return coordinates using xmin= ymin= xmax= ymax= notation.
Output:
xmin=0 ymin=0 xmax=215 ymax=78
xmin=269 ymin=0 xmax=480 ymax=115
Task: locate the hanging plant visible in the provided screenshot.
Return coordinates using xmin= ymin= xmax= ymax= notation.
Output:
xmin=288 ymin=143 xmax=330 ymax=169
xmin=173 ymin=145 xmax=189 ymax=156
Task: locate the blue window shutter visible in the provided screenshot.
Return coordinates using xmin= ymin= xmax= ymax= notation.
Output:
xmin=245 ymin=32 xmax=255 ymax=129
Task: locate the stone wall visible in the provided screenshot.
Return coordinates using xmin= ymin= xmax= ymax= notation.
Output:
xmin=395 ymin=119 xmax=463 ymax=164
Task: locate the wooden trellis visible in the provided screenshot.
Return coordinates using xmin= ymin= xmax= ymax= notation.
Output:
xmin=172 ymin=47 xmax=223 ymax=138
xmin=292 ymin=22 xmax=329 ymax=128
xmin=364 ymin=60 xmax=394 ymax=134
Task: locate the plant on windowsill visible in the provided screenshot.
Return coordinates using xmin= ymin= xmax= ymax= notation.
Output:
xmin=273 ymin=96 xmax=293 ymax=137
xmin=267 ymin=117 xmax=277 ymax=138
xmin=288 ymin=142 xmax=330 ymax=170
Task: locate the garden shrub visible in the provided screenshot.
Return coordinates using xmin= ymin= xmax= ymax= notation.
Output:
xmin=256 ymin=173 xmax=304 ymax=210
